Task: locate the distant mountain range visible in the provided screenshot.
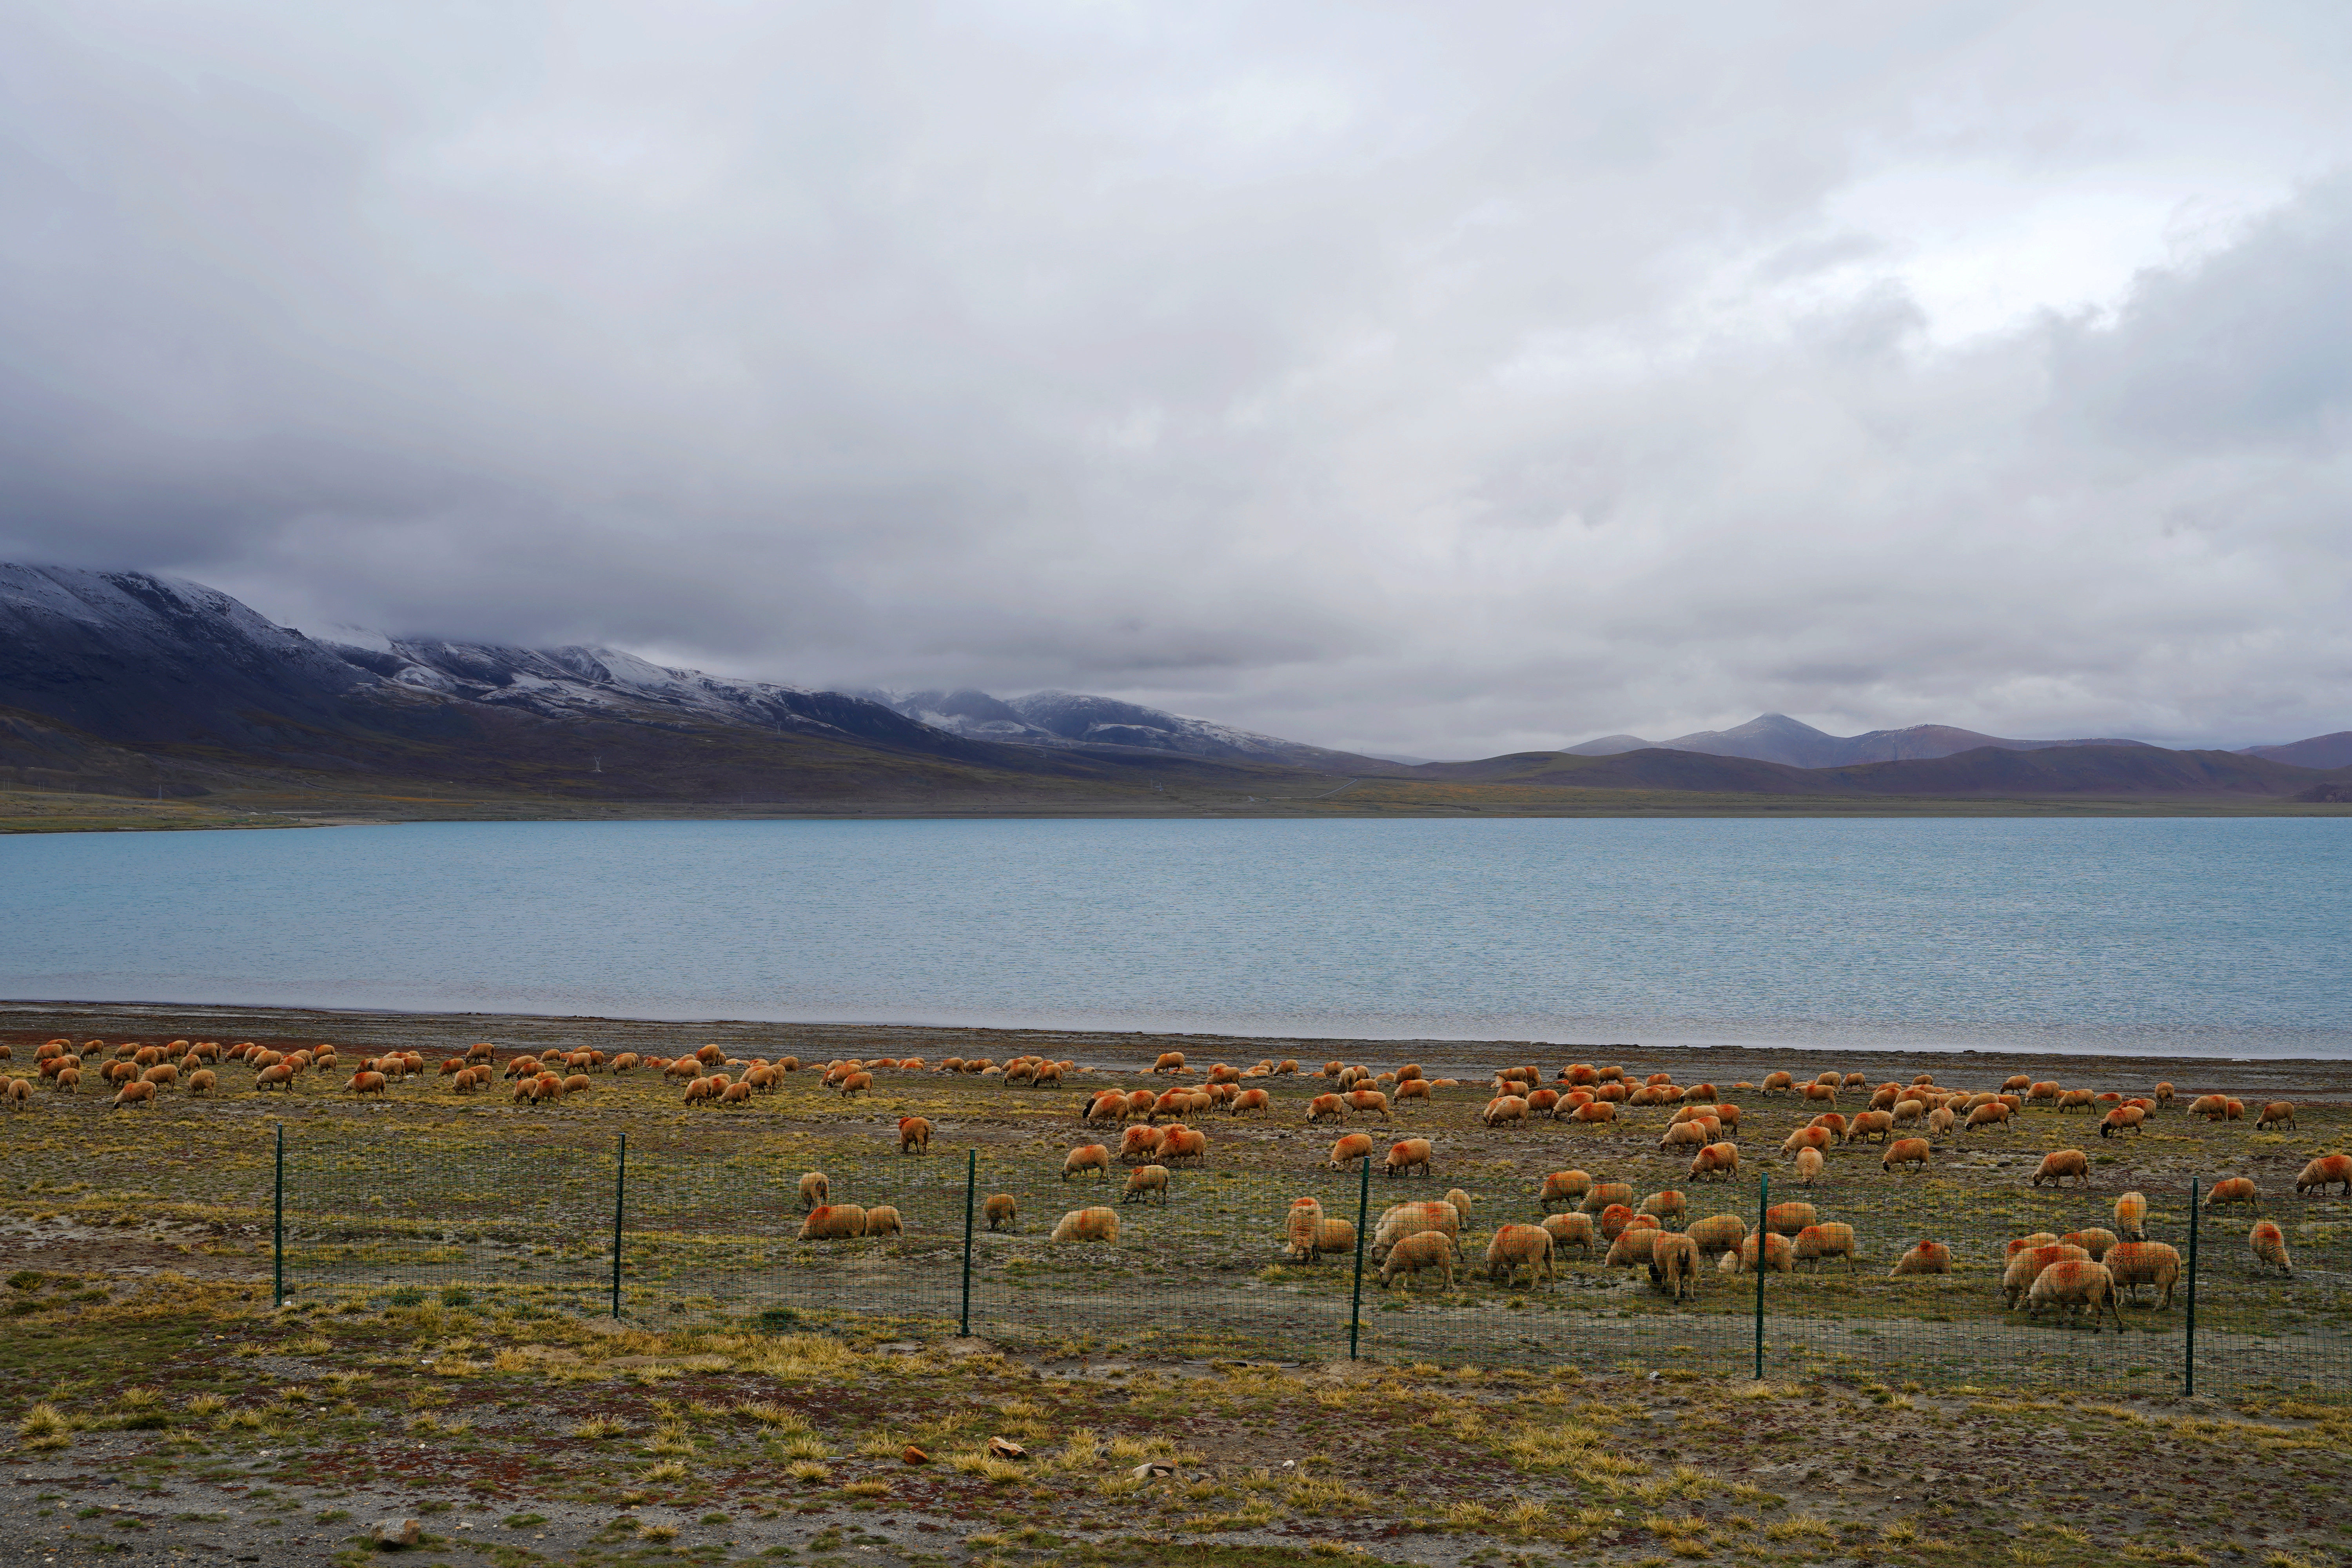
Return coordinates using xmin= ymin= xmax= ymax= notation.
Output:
xmin=2 ymin=563 xmax=2347 ymax=809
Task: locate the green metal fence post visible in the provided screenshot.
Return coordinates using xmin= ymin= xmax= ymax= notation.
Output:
xmin=1753 ymin=1172 xmax=1768 ymax=1381
xmin=1347 ymin=1155 xmax=1371 ymax=1360
xmin=2184 ymin=1178 xmax=2200 ymax=1397
xmin=960 ymin=1148 xmax=977 ymax=1337
xmin=272 ymin=1122 xmax=285 ymax=1309
xmin=610 ymin=1132 xmax=626 ymax=1320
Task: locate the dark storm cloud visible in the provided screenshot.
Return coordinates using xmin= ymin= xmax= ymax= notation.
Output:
xmin=2 ymin=2 xmax=2350 ymax=757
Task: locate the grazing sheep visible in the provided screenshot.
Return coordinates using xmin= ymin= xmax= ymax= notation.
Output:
xmin=2206 ymin=1176 xmax=2258 ymax=1212
xmin=1686 ymin=1213 xmax=1747 ymax=1258
xmin=1118 ymin=1126 xmax=1165 ymax=1164
xmin=1882 ymin=1138 xmax=1931 ymax=1174
xmin=2098 ymin=1105 xmax=2146 ymax=1138
xmin=2027 ymin=1081 xmax=2061 ymax=1103
xmin=1793 ymin=1222 xmax=1858 ymax=1275
xmin=2257 ymin=1102 xmax=2296 ymax=1132
xmin=1443 ymin=1187 xmax=1474 ymax=1226
xmin=863 ymin=1205 xmax=904 ymax=1238
xmin=345 ymin=1070 xmax=389 ymax=1099
xmin=1761 ymin=1071 xmax=1793 ymax=1094
xmin=2002 ymin=1243 xmax=2091 ymax=1308
xmin=1571 ymin=1102 xmax=1617 ymax=1123
xmin=795 ymin=1172 xmax=829 ymax=1213
xmin=1764 ymin=1201 xmax=1819 ymax=1236
xmin=1691 ymin=1143 xmax=1740 ymax=1182
xmin=2005 ymin=1232 xmax=2060 ymax=1259
xmin=2054 ymin=1227 xmax=2115 ymax=1261
xmin=1604 ymin=1227 xmax=1661 ymax=1267
xmin=1541 ymin=1170 xmax=1593 ymax=1210
xmin=1343 ymin=1089 xmax=1392 ymax=1123
xmin=2031 ymin=1150 xmax=2090 ymax=1188
xmin=1232 ymin=1088 xmax=1272 ymax=1116
xmin=255 ymin=1064 xmax=293 ymax=1093
xmin=2002 ymin=1074 xmax=2032 ymax=1092
xmin=1384 ymin=1138 xmax=1433 ymax=1178
xmin=109 ymin=1081 xmax=156 ymax=1110
xmin=1964 ymin=1102 xmax=2012 ymax=1131
xmin=2295 ymin=1154 xmax=2352 ymax=1196
xmin=1927 ymin=1107 xmax=1956 ymax=1136
xmin=185 ymin=1068 xmax=216 ymax=1096
xmin=1161 ymin=1126 xmax=1209 ymax=1168
xmin=2025 ymin=1259 xmax=2121 ymax=1332
xmin=2189 ymin=1093 xmax=2229 ymax=1121
xmin=1370 ymin=1200 xmax=1461 ymax=1263
xmin=1122 ymin=1165 xmax=1171 ymax=1205
xmin=1890 ymin=1098 xmax=1927 ymax=1127
xmin=1660 ymin=1121 xmax=1710 ymax=1154
xmin=798 ymin=1204 xmax=869 ymax=1241
xmin=2249 ymin=1220 xmax=2291 ymax=1276
xmin=1890 ymin=1240 xmax=1952 ymax=1277
xmin=1794 ymin=1147 xmax=1824 ymax=1186
xmin=566 ymin=1073 xmax=595 ymax=1097
xmin=897 ymin=1116 xmax=933 ymax=1155
xmin=1379 ymin=1229 xmax=1457 ymax=1291
xmin=2114 ymin=1191 xmax=2150 ymax=1241
xmin=1579 ymin=1181 xmax=1635 ymax=1215
xmin=1063 ymin=1144 xmax=1112 ymax=1181
xmin=2104 ymin=1240 xmax=2181 ymax=1308
xmin=1540 ymin=1212 xmax=1596 ymax=1258
xmin=1844 ymin=1110 xmax=1895 ymax=1145
xmin=1732 ymin=1232 xmax=1795 ymax=1273
xmin=840 ymin=1071 xmax=873 ymax=1098
xmin=1306 ymin=1094 xmax=1346 ymax=1125
xmin=1781 ymin=1126 xmax=1833 ymax=1159
xmin=1312 ymin=1218 xmax=1356 ymax=1258
xmin=1648 ymin=1231 xmax=1701 ymax=1300
xmin=1802 ymin=1083 xmax=1838 ymax=1108
xmin=1152 ymin=1051 xmax=1187 ymax=1074
xmin=3 ymin=1078 xmax=28 ymax=1111
xmin=1485 ymin=1223 xmax=1557 ymax=1288
xmin=1638 ymin=1190 xmax=1688 ymax=1229
xmin=139 ymin=1063 xmax=177 ymax=1088
xmin=1051 ymin=1207 xmax=1122 ymax=1244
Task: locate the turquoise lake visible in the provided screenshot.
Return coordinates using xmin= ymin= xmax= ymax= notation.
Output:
xmin=0 ymin=817 xmax=2343 ymax=1056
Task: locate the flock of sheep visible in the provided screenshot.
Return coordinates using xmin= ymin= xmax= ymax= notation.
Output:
xmin=11 ymin=1032 xmax=2338 ymax=1336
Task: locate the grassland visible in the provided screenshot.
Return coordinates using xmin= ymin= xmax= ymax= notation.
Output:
xmin=3 ymin=1010 xmax=2349 ymax=1564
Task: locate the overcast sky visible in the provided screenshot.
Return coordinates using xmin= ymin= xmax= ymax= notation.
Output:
xmin=4 ymin=3 xmax=2350 ymax=758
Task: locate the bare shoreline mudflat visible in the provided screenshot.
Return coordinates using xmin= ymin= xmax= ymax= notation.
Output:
xmin=8 ymin=997 xmax=2348 ymax=1100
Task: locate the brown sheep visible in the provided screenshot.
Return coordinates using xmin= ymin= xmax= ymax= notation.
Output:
xmin=1379 ymin=1229 xmax=1457 ymax=1291
xmin=1890 ymin=1240 xmax=1952 ymax=1277
xmin=1578 ymin=1181 xmax=1635 ymax=1214
xmin=2027 ymin=1081 xmax=2061 ymax=1103
xmin=799 ymin=1172 xmax=830 ymax=1212
xmin=1793 ymin=1222 xmax=1858 ymax=1275
xmin=2152 ymin=1080 xmax=2173 ymax=1107
xmin=109 ymin=1081 xmax=157 ymax=1110
xmin=681 ymin=1076 xmax=718 ymax=1106
xmin=1802 ymin=1082 xmax=1838 ymax=1108
xmin=2098 ymin=1105 xmax=2145 ymax=1138
xmin=898 ymin=1116 xmax=933 ymax=1155
xmin=1312 ymin=1218 xmax=1355 ymax=1258
xmin=1844 ymin=1110 xmax=1895 ymax=1145
xmin=2031 ymin=1149 xmax=2090 ymax=1188
xmin=1384 ymin=1138 xmax=1433 ymax=1179
xmin=1232 ymin=1088 xmax=1272 ymax=1116
xmin=1730 ymin=1232 xmax=1794 ymax=1272
xmin=2025 ymin=1259 xmax=2121 ymax=1332
xmin=2104 ymin=1240 xmax=2181 ymax=1308
xmin=2002 ymin=1074 xmax=2033 ymax=1092
xmin=2113 ymin=1191 xmax=2150 ymax=1241
xmin=1649 ymin=1232 xmax=1700 ymax=1301
xmin=2005 ymin=1231 xmax=2060 ymax=1258
xmin=1638 ymin=1190 xmax=1687 ymax=1229
xmin=2060 ymin=1227 xmax=2118 ymax=1261
xmin=1964 ymin=1102 xmax=2011 ymax=1131
xmin=2057 ymin=1089 xmax=2094 ymax=1112
xmin=1152 ymin=1051 xmax=1187 ymax=1074
xmin=864 ymin=1205 xmax=904 ymax=1238
xmin=1443 ymin=1187 xmax=1474 ymax=1224
xmin=2256 ymin=1102 xmax=2296 ymax=1132
xmin=1286 ymin=1198 xmax=1325 ymax=1261
xmin=1161 ymin=1127 xmax=1209 ymax=1168
xmin=984 ymin=1193 xmax=1018 ymax=1232
xmin=2205 ymin=1176 xmax=2258 ymax=1212
xmin=1486 ymin=1223 xmax=1556 ymax=1288
xmin=798 ymin=1204 xmax=869 ymax=1240
xmin=1761 ymin=1071 xmax=1793 ymax=1094
xmin=1604 ymin=1226 xmax=1661 ymax=1267
xmin=1370 ymin=1200 xmax=1461 ymax=1263
xmin=1794 ymin=1147 xmax=1824 ymax=1186
xmin=1882 ymin=1138 xmax=1930 ymax=1174
xmin=1306 ymin=1093 xmax=1345 ymax=1125
xmin=839 ymin=1071 xmax=873 ymax=1098
xmin=1927 ymin=1106 xmax=1956 ymax=1136
xmin=187 ymin=1068 xmax=216 ymax=1096
xmin=2188 ymin=1093 xmax=2229 ymax=1120
xmin=1809 ymin=1112 xmax=1847 ymax=1140
xmin=1764 ymin=1201 xmax=1819 ymax=1236
xmin=1346 ymin=1089 xmax=1393 ymax=1123
xmin=2001 ymin=1242 xmax=2091 ymax=1308
xmin=1063 ymin=1144 xmax=1112 ymax=1181
xmin=346 ymin=1070 xmax=389 ymax=1099
xmin=1781 ymin=1125 xmax=1833 ymax=1159
xmin=1890 ymin=1098 xmax=1927 ymax=1127
xmin=565 ymin=1073 xmax=594 ymax=1097
xmin=1119 ymin=1125 xmax=1166 ymax=1163
xmin=3 ymin=1078 xmax=27 ymax=1112
xmin=1122 ymin=1165 xmax=1170 ymax=1205
xmin=1690 ymin=1143 xmax=1739 ymax=1182
xmin=1570 ymin=1102 xmax=1617 ymax=1124
xmin=2295 ymin=1154 xmax=2352 ymax=1196
xmin=1541 ymin=1212 xmax=1596 ymax=1258
xmin=1659 ymin=1121 xmax=1710 ymax=1154
xmin=1686 ymin=1213 xmax=1747 ymax=1258
xmin=1049 ymin=1213 xmax=1120 ymax=1241
xmin=255 ymin=1063 xmax=294 ymax=1093
xmin=2249 ymin=1220 xmax=2291 ymax=1276
xmin=1540 ymin=1170 xmax=1592 ymax=1210
xmin=140 ymin=1063 xmax=178 ymax=1088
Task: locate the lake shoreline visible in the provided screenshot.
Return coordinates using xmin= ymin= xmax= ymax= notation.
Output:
xmin=10 ymin=997 xmax=2349 ymax=1099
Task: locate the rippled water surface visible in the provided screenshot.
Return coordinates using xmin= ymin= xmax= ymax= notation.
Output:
xmin=1 ymin=817 xmax=2344 ymax=1056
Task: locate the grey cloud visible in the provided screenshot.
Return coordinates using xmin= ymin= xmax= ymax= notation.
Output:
xmin=1 ymin=2 xmax=2350 ymax=759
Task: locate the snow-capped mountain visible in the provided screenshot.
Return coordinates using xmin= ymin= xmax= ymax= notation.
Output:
xmin=860 ymin=686 xmax=1388 ymax=771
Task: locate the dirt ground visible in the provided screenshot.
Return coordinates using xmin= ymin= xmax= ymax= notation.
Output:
xmin=3 ymin=1003 xmax=2350 ymax=1565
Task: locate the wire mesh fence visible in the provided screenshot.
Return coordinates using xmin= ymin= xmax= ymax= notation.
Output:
xmin=272 ymin=1126 xmax=2352 ymax=1400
